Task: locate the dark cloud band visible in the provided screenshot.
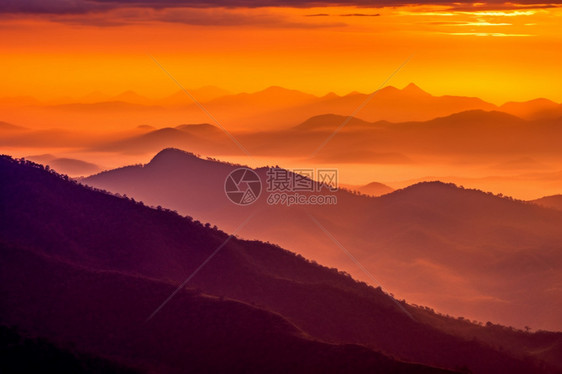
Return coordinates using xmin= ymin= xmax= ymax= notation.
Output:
xmin=1 ymin=0 xmax=560 ymax=15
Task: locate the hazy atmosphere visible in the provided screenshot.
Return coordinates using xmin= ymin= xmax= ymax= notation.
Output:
xmin=1 ymin=0 xmax=562 ymax=373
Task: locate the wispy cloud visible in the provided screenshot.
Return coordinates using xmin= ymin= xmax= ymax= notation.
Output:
xmin=445 ymin=31 xmax=533 ymax=36
xmin=433 ymin=21 xmax=512 ymax=25
xmin=457 ymin=10 xmax=539 ymax=16
xmin=13 ymin=7 xmax=347 ymax=28
xmin=340 ymin=13 xmax=381 ymax=16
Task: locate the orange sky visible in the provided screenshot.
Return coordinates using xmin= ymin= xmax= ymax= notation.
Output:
xmin=1 ymin=3 xmax=561 ymax=104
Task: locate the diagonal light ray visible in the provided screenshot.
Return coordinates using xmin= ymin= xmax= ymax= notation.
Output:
xmin=145 ymin=209 xmax=259 ymax=323
xmin=306 ymin=212 xmax=415 ymax=321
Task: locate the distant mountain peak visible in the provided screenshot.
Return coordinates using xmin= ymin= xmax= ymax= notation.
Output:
xmin=149 ymin=148 xmax=201 ymax=165
xmin=261 ymin=85 xmax=287 ymax=91
xmin=376 ymin=85 xmax=401 ymax=94
xmin=431 ymin=109 xmax=523 ymax=124
xmin=293 ymin=114 xmax=371 ymax=131
xmin=110 ymin=90 xmax=151 ymax=104
xmin=392 ymin=180 xmax=454 ymax=194
xmin=255 ymin=86 xmax=316 ymax=98
xmin=136 ymin=124 xmax=155 ymax=130
xmin=402 ymin=83 xmax=429 ymax=95
xmin=502 ymin=97 xmax=557 ymax=106
xmin=531 ymin=194 xmax=562 ymax=211
xmin=114 ymin=90 xmax=143 ymax=99
xmin=175 ymin=123 xmax=219 ymax=132
xmin=321 ymin=92 xmax=340 ymax=100
xmin=385 ymin=180 xmax=460 ymax=197
xmin=387 ymin=180 xmax=523 ymax=204
xmin=0 ymin=121 xmax=27 ymax=131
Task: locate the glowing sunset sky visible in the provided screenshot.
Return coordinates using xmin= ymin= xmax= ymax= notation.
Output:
xmin=0 ymin=1 xmax=561 ymax=104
